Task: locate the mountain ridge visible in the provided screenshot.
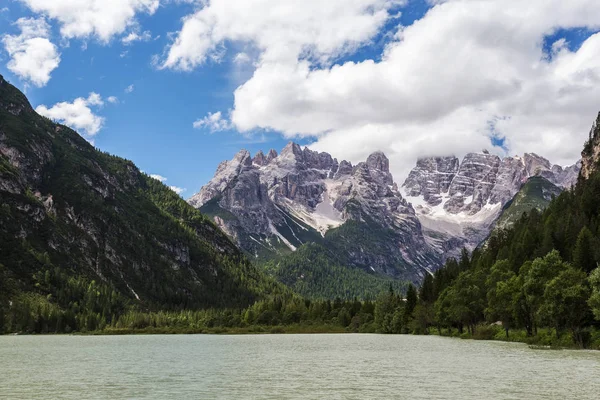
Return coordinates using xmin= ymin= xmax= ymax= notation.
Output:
xmin=189 ymin=142 xmax=439 ymax=282
xmin=0 ymin=74 xmax=281 ymax=318
xmin=191 ymin=142 xmax=580 ymax=280
xmin=401 ymin=151 xmax=579 ymax=260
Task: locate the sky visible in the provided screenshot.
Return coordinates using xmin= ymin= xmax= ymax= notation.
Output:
xmin=1 ymin=0 xmax=600 ymax=198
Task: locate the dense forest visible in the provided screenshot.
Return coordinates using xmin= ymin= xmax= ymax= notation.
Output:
xmin=263 ymin=243 xmax=407 ymax=300
xmin=0 ymin=72 xmax=289 ymax=330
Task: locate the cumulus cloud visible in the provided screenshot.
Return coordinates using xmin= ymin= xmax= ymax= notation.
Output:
xmin=149 ymin=174 xmax=186 ymax=194
xmin=36 ymin=93 xmax=105 ymax=136
xmin=2 ymin=17 xmax=61 ymax=87
xmin=233 ymin=52 xmax=251 ymax=65
xmin=161 ymin=0 xmax=402 ymax=70
xmin=125 ymin=84 xmax=134 ymax=93
xmin=107 ymin=96 xmax=119 ymax=104
xmin=164 ymin=0 xmax=600 ymax=180
xmin=150 ymin=174 xmax=167 ymax=182
xmin=193 ymin=111 xmax=231 ymax=132
xmin=169 ymin=186 xmax=186 ymax=194
xmin=18 ymin=0 xmax=159 ymax=43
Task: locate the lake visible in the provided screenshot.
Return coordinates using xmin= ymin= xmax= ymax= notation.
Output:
xmin=0 ymin=334 xmax=598 ymax=399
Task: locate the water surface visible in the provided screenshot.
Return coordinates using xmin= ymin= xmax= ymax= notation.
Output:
xmin=0 ymin=334 xmax=598 ymax=399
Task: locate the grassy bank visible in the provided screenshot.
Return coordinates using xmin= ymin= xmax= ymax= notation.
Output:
xmin=8 ymin=322 xmax=600 ymax=351
xmin=84 ymin=323 xmax=600 ymax=351
xmin=433 ymin=325 xmax=600 ymax=350
xmin=89 ymin=324 xmax=351 ymax=335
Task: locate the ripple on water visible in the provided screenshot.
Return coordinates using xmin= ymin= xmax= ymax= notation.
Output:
xmin=0 ymin=334 xmax=598 ymax=400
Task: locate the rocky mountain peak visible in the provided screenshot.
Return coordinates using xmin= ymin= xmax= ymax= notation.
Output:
xmin=403 ymin=156 xmax=460 ymax=206
xmin=366 ymin=151 xmax=390 ymax=173
xmin=582 ymin=112 xmax=600 ymax=179
xmin=189 ymin=142 xmax=438 ymax=280
xmin=402 ymin=149 xmax=580 ymax=260
xmin=334 ymin=160 xmax=353 ymax=178
xmin=188 ymin=149 xmax=253 ymax=208
xmin=280 ymin=141 xmax=303 ymax=158
xmin=266 ymin=149 xmax=278 ymax=163
xmin=524 ymin=153 xmax=552 ymax=176
xmin=235 ymin=149 xmax=252 ymax=166
xmin=252 ymin=150 xmax=267 ymax=166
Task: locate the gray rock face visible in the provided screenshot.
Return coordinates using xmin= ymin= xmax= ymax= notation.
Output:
xmin=490 ymin=156 xmax=528 ymax=205
xmin=445 ymin=153 xmax=501 ymax=215
xmin=252 ymin=150 xmax=267 ymax=166
xmin=189 ymin=142 xmax=439 ymax=279
xmin=556 ymin=161 xmax=581 ymax=188
xmin=188 ymin=149 xmax=253 ymax=208
xmin=402 ymin=151 xmax=580 ymax=260
xmin=404 ymin=157 xmax=460 ymax=206
xmin=266 ymin=149 xmax=278 ymax=163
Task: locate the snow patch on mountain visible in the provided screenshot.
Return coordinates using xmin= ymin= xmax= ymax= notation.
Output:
xmin=402 ymin=152 xmax=580 ymax=259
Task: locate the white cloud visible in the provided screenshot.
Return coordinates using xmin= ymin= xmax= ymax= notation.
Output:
xmin=149 ymin=174 xmax=186 ymax=194
xmin=122 ymin=30 xmax=152 ymax=45
xmin=233 ymin=52 xmax=251 ymax=65
xmin=107 ymin=96 xmax=119 ymax=104
xmin=36 ymin=93 xmax=105 ymax=136
xmin=125 ymin=84 xmax=134 ymax=93
xmin=150 ymin=174 xmax=167 ymax=182
xmin=165 ymin=0 xmax=600 ymax=180
xmin=2 ymin=17 xmax=60 ymax=87
xmin=1 ymin=7 xmax=9 ymax=13
xmin=169 ymin=186 xmax=186 ymax=194
xmin=18 ymin=0 xmax=159 ymax=43
xmin=161 ymin=0 xmax=403 ymax=70
xmin=193 ymin=111 xmax=231 ymax=132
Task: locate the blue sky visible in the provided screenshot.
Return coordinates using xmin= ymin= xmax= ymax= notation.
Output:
xmin=1 ymin=0 xmax=285 ymax=195
xmin=1 ymin=0 xmax=600 ymax=196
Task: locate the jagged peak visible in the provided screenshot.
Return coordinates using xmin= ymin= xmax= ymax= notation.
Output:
xmin=267 ymin=149 xmax=278 ymax=162
xmin=581 ymin=111 xmax=600 ymax=179
xmin=252 ymin=150 xmax=267 ymax=166
xmin=233 ymin=149 xmax=252 ymax=166
xmin=281 ymin=141 xmax=303 ymax=156
xmin=463 ymin=151 xmax=500 ymax=159
xmin=366 ymin=151 xmax=389 ymax=173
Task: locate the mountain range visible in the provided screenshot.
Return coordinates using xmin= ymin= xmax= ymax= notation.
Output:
xmin=402 ymin=152 xmax=579 ymax=260
xmin=0 ymin=71 xmax=585 ymax=313
xmin=189 ymin=143 xmax=580 ymax=284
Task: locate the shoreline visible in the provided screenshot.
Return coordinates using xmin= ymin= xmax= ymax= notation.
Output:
xmin=4 ymin=325 xmax=599 ymax=350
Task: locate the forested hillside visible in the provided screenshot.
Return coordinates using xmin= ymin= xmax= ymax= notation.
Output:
xmin=0 ymin=75 xmax=285 ymax=333
xmin=263 ymin=243 xmax=407 ymax=300
xmin=387 ymin=116 xmax=600 ymax=348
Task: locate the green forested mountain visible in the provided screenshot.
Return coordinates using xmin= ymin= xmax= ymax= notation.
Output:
xmin=495 ymin=176 xmax=562 ymax=229
xmin=0 ymin=75 xmax=285 ymax=333
xmin=263 ymin=243 xmax=407 ymax=300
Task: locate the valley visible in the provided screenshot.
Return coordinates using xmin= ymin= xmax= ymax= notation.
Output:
xmin=1 ymin=74 xmax=600 ymax=352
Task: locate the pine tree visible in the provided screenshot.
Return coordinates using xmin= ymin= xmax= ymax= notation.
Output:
xmin=573 ymin=227 xmax=597 ymax=273
xmin=419 ymin=274 xmax=435 ymax=304
xmin=405 ymin=284 xmax=418 ymax=316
